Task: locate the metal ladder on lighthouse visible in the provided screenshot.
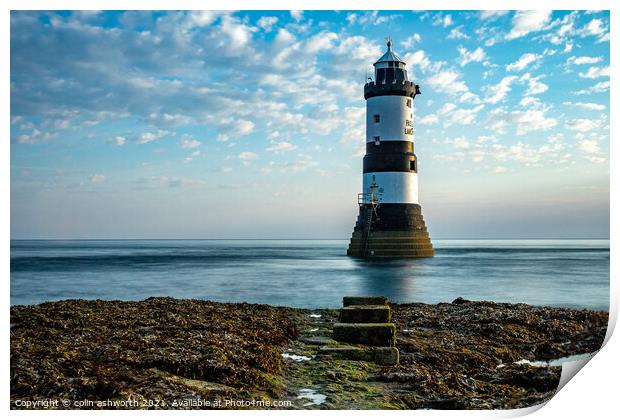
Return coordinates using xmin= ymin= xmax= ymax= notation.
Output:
xmin=359 ymin=177 xmax=381 ymax=257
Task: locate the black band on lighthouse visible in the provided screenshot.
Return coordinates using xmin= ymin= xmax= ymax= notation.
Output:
xmin=356 ymin=203 xmax=428 ymax=231
xmin=364 ymin=141 xmax=417 ymax=173
xmin=364 ymin=81 xmax=421 ymax=100
xmin=363 ymin=153 xmax=417 ymax=173
xmin=366 ymin=141 xmax=413 ymax=154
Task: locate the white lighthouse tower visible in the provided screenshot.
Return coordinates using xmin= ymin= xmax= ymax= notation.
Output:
xmin=347 ymin=39 xmax=434 ymax=258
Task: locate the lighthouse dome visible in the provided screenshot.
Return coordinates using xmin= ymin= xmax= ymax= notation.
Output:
xmin=374 ymin=40 xmax=405 ymax=65
xmin=373 ymin=40 xmax=409 ymax=83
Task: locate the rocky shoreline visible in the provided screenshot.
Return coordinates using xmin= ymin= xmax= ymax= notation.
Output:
xmin=10 ymin=297 xmax=608 ymax=409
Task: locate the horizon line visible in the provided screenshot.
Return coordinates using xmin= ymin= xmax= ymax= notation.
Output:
xmin=9 ymin=237 xmax=611 ymax=241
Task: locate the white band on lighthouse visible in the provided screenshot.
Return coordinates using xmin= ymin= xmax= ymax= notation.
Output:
xmin=366 ymin=96 xmax=414 ymax=143
xmin=363 ymin=172 xmax=419 ymax=204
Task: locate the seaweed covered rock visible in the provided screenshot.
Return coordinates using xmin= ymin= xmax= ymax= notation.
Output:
xmin=377 ymin=300 xmax=608 ymax=409
xmin=11 ymin=297 xmax=298 ymax=406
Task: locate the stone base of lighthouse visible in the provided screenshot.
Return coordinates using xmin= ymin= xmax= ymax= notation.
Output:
xmin=347 ymin=204 xmax=434 ymax=259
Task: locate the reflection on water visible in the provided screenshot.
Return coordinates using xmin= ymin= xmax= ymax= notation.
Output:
xmin=10 ymin=239 xmax=609 ymax=310
xmin=350 ymin=259 xmax=423 ymax=300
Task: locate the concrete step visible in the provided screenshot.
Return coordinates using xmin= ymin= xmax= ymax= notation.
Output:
xmin=339 ymin=305 xmax=391 ymax=323
xmin=319 ymin=345 xmax=399 ymax=365
xmin=343 ymin=296 xmax=388 ymax=307
xmin=333 ymin=322 xmax=396 ymax=346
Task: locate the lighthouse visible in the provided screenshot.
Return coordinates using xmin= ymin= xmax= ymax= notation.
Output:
xmin=347 ymin=40 xmax=434 ymax=258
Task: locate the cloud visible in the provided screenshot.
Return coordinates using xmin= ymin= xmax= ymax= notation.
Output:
xmin=266 ymin=141 xmax=297 ymax=153
xmin=434 ymin=134 xmax=569 ymax=167
xmin=484 ymin=76 xmax=518 ymax=104
xmin=479 ymin=11 xmax=509 ymax=20
xmin=563 ymin=102 xmax=605 ymax=111
xmin=519 ymin=96 xmax=541 ymax=108
xmin=137 ymin=175 xmax=206 ymax=189
xmin=567 ymin=56 xmax=603 ymax=65
xmin=217 ymin=119 xmax=255 ymax=142
xmin=278 ymin=158 xmax=318 ymax=173
xmin=447 ymin=105 xmax=485 ymax=126
xmin=187 ymin=11 xmax=228 ymax=27
xmin=578 ymin=66 xmax=610 ymax=79
xmin=506 ymin=53 xmax=540 ymax=71
xmin=307 ymin=31 xmax=339 ymax=54
xmin=417 ymin=114 xmax=439 ymax=125
xmin=400 ymin=33 xmax=421 ymax=49
xmin=257 ymin=16 xmax=278 ymax=32
xmin=290 ymin=10 xmax=304 ymax=22
xmin=565 ymin=119 xmax=600 ymax=132
xmin=458 ymin=46 xmax=488 ymax=66
xmin=521 ymin=73 xmax=548 ymax=96
xmin=219 ymin=15 xmax=257 ymax=49
xmin=184 ymin=150 xmax=201 ymax=162
xmin=426 ymin=70 xmax=468 ymax=95
xmin=427 ymin=103 xmax=485 ymax=127
xmin=274 ymin=28 xmax=295 ymax=46
xmin=578 ymin=139 xmax=600 ymax=154
xmin=137 ymin=130 xmax=171 ymax=144
xmin=180 ymin=134 xmax=201 ymax=149
xmin=577 ymin=18 xmax=608 ymax=42
xmin=89 ymin=174 xmax=105 ymax=183
xmin=346 ymin=11 xmax=399 ymax=27
xmin=238 ymin=151 xmax=258 ymax=162
xmin=488 ymin=108 xmax=557 ymax=135
xmin=13 ymin=127 xmax=57 ymax=144
xmin=432 ymin=13 xmax=453 ymax=27
xmin=114 ymin=136 xmax=126 ymax=146
xmin=506 ymin=11 xmax=552 ymax=40
xmin=404 ymin=50 xmax=433 ymax=73
xmin=573 ymin=81 xmax=610 ymax=95
xmin=447 ymin=26 xmax=469 ymax=40
xmin=446 ymin=136 xmax=470 ymax=149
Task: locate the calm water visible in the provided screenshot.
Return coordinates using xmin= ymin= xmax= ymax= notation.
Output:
xmin=10 ymin=239 xmax=610 ymax=310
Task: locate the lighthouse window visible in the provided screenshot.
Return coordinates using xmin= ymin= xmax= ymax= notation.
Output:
xmin=410 ymin=160 xmax=417 ymax=172
xmin=373 ymin=114 xmax=380 ymax=123
xmin=373 ymin=136 xmax=380 ymax=145
xmin=376 ymin=68 xmax=387 ymax=83
xmin=406 ymin=99 xmax=412 ymax=108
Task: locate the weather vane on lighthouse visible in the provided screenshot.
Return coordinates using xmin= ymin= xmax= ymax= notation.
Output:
xmin=347 ymin=39 xmax=434 ymax=258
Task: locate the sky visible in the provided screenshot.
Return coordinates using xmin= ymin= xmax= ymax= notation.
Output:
xmin=10 ymin=10 xmax=610 ymax=239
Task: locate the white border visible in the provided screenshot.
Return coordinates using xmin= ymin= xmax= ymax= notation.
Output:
xmin=3 ymin=1 xmax=617 ymax=419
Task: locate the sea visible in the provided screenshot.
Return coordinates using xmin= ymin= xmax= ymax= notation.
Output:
xmin=10 ymin=239 xmax=610 ymax=310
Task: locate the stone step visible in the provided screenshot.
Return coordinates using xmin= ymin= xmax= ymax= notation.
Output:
xmin=347 ymin=249 xmax=435 ymax=258
xmin=339 ymin=305 xmax=391 ymax=323
xmin=351 ymin=232 xmax=430 ymax=239
xmin=343 ymin=296 xmax=388 ymax=307
xmin=349 ymin=235 xmax=432 ymax=241
xmin=319 ymin=345 xmax=399 ymax=365
xmin=332 ymin=322 xmax=396 ymax=346
xmin=318 ymin=345 xmax=369 ymax=360
xmin=348 ymin=242 xmax=434 ymax=250
xmin=351 ymin=228 xmax=429 ymax=235
xmin=299 ymin=336 xmax=338 ymax=346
